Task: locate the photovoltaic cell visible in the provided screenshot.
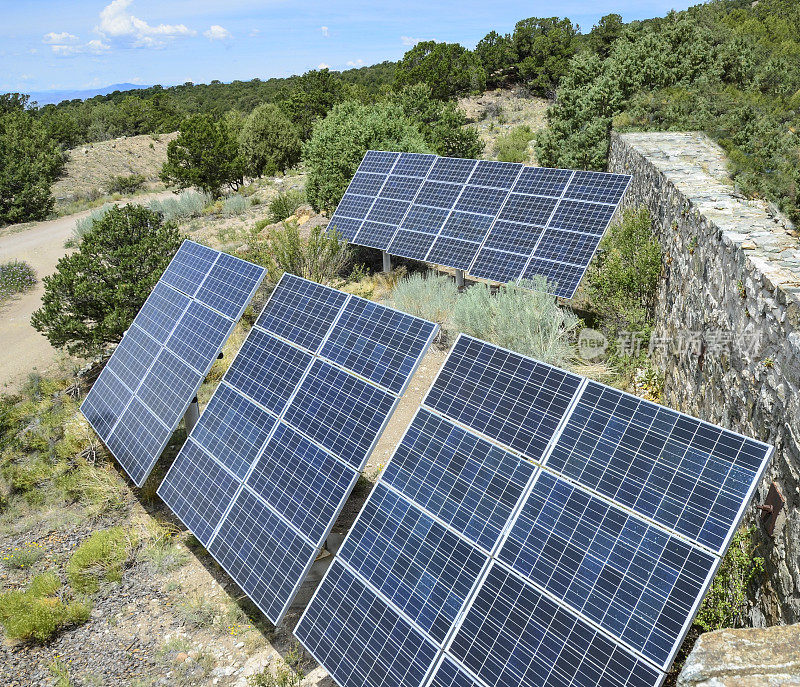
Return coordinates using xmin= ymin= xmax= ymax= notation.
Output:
xmin=298 ymin=334 xmax=771 ymax=687
xmin=424 ymin=335 xmax=582 ymax=461
xmin=81 ymin=240 xmax=265 ymax=486
xmin=544 ymin=381 xmax=770 ymax=554
xmin=331 ymin=152 xmax=631 ymax=298
xmin=159 ymin=273 xmax=438 ymax=626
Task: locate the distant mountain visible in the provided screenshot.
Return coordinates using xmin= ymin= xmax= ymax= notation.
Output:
xmin=27 ymin=83 xmax=154 ymax=106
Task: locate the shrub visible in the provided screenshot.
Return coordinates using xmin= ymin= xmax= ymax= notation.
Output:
xmin=0 ymin=572 xmax=91 ymax=642
xmin=495 ymin=125 xmax=536 ymax=163
xmin=584 ymin=207 xmax=662 ymax=342
xmin=248 ymin=220 xmax=350 ymax=286
xmin=269 ymin=189 xmax=306 ymax=223
xmin=452 ymin=278 xmax=578 ymax=366
xmin=695 ymin=527 xmax=764 ymax=631
xmin=67 ymin=526 xmax=135 ymax=594
xmin=105 ymin=173 xmax=146 ymax=195
xmin=394 ymin=41 xmax=487 ymax=100
xmin=0 ymin=260 xmax=37 ymax=302
xmin=239 ymin=103 xmax=302 ymax=177
xmin=388 ymin=272 xmax=459 ymax=328
xmin=31 ymin=204 xmax=184 ymax=357
xmin=71 ymin=203 xmax=114 ymax=245
xmin=222 ymin=194 xmax=247 ymax=217
xmin=303 ymin=101 xmax=430 ymax=212
xmin=148 ymin=190 xmax=211 ymax=222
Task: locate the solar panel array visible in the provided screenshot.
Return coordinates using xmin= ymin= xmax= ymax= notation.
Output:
xmin=296 ymin=334 xmax=772 ymax=687
xmin=328 ymin=151 xmax=631 ymax=299
xmin=81 ymin=240 xmax=266 ymax=486
xmin=158 ymin=273 xmax=438 ymax=624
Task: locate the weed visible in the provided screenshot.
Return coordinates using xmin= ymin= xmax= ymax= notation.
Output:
xmin=247 ymin=654 xmax=305 ymax=687
xmin=67 ymin=527 xmax=136 ymax=594
xmin=222 ymin=194 xmax=248 ymax=216
xmin=3 ymin=542 xmax=44 ymax=569
xmin=495 ymin=125 xmax=536 ymax=163
xmin=0 ymin=260 xmax=37 ymax=303
xmin=387 ymin=271 xmax=459 ymax=328
xmin=737 ymin=280 xmax=746 ymax=299
xmin=695 ymin=526 xmax=764 ymax=631
xmin=0 ymin=572 xmax=91 ymax=642
xmin=148 ymin=191 xmax=211 ymax=223
xmin=268 ymin=189 xmax=306 ymax=223
xmin=177 ymin=593 xmax=218 ymax=628
xmin=48 ymin=655 xmax=72 ymax=687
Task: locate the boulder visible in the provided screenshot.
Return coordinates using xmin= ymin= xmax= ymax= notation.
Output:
xmin=678 ymin=624 xmax=800 ymax=686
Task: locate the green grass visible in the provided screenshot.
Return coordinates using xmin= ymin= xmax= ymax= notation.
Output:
xmin=67 ymin=527 xmax=135 ymax=594
xmin=0 ymin=572 xmax=91 ymax=642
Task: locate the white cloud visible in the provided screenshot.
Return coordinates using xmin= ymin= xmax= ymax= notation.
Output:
xmin=318 ymin=62 xmax=330 ymax=69
xmin=346 ymin=59 xmax=364 ymax=67
xmin=97 ymin=0 xmax=196 ymax=48
xmin=249 ymin=28 xmax=260 ymax=37
xmin=320 ymin=26 xmax=328 ymax=37
xmin=43 ymin=32 xmax=79 ymax=44
xmin=401 ymin=36 xmax=419 ymax=46
xmin=50 ymin=38 xmax=110 ymax=56
xmin=204 ymin=25 xmax=232 ymax=41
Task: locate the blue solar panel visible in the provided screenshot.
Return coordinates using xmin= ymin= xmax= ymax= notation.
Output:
xmin=297 ymin=334 xmax=771 ymax=687
xmin=424 ymin=335 xmax=583 ymax=461
xmin=159 ymin=274 xmax=438 ymax=625
xmin=358 ymin=150 xmax=400 ymax=174
xmin=498 ymin=471 xmax=716 ymax=668
xmin=223 ymin=329 xmax=312 ymax=414
xmin=255 ymin=273 xmax=348 ymax=353
xmin=297 ymin=561 xmax=440 ymax=687
xmin=246 ymin=423 xmax=358 ymax=543
xmin=340 ymin=482 xmax=487 ymax=642
xmin=81 ymin=240 xmax=265 ymax=486
xmin=544 ymin=381 xmax=771 ymax=554
xmin=330 ymin=152 xmax=631 ymax=299
xmin=283 ymin=359 xmax=397 ymax=471
xmin=159 ymin=240 xmax=218 ymax=297
xmin=383 ymin=409 xmax=534 ymax=552
xmin=320 ymin=297 xmax=438 ymax=394
xmin=208 ymin=487 xmax=319 ymax=621
xmin=447 ymin=563 xmax=663 ymax=687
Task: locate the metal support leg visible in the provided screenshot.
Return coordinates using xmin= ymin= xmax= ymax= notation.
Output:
xmin=382 ymin=251 xmax=392 ymax=273
xmin=183 ymin=397 xmax=200 ymax=435
xmin=455 ymin=269 xmax=465 ymax=289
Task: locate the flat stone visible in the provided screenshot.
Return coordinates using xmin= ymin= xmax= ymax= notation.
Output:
xmin=677 ymin=624 xmax=800 ymax=686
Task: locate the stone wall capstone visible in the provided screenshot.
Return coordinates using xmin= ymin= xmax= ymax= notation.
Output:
xmin=608 ymin=131 xmax=800 ymax=626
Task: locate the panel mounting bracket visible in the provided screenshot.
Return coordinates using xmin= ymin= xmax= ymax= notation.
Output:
xmin=757 ymin=482 xmax=784 ymax=537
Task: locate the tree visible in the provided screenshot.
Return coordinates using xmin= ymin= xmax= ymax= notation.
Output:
xmin=278 ymin=69 xmax=346 ymax=140
xmin=0 ymin=99 xmax=64 ymax=225
xmin=303 ymin=101 xmax=430 ymax=212
xmin=394 ymin=41 xmax=486 ymax=100
xmin=512 ymin=17 xmax=579 ymax=97
xmin=239 ymin=103 xmax=302 ymax=177
xmin=588 ymin=13 xmax=625 ymax=59
xmin=474 ymin=31 xmax=515 ymax=88
xmin=31 ymin=205 xmax=184 ymax=357
xmin=160 ymin=113 xmax=243 ymax=197
xmin=389 ymin=84 xmax=483 ymax=158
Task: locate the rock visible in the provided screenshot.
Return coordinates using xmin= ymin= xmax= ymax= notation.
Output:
xmin=175 ymin=652 xmax=188 ymax=663
xmin=677 ymin=624 xmax=800 ymax=686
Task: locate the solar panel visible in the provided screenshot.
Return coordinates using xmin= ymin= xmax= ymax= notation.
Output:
xmin=158 ymin=273 xmax=438 ymax=624
xmin=329 ymin=151 xmax=631 ymax=298
xmin=296 ymin=334 xmax=772 ymax=687
xmin=81 ymin=240 xmax=266 ymax=486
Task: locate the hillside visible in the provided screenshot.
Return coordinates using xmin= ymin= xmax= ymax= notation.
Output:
xmin=51 ymin=132 xmax=177 ymax=209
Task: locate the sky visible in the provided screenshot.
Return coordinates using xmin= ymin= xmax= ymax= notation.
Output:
xmin=1 ymin=0 xmax=697 ymax=94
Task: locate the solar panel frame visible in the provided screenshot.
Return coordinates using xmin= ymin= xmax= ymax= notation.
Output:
xmin=297 ymin=333 xmax=772 ymax=687
xmin=331 ymin=152 xmax=632 ymax=299
xmin=81 ymin=240 xmax=265 ymax=486
xmin=158 ymin=273 xmax=438 ymax=626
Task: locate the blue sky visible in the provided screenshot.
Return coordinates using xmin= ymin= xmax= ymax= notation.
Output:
xmin=2 ymin=0 xmax=695 ymax=93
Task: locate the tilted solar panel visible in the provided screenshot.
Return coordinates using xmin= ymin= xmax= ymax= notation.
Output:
xmin=295 ymin=334 xmax=771 ymax=687
xmin=81 ymin=240 xmax=265 ymax=486
xmin=328 ymin=151 xmax=631 ymax=298
xmin=158 ymin=273 xmax=438 ymax=624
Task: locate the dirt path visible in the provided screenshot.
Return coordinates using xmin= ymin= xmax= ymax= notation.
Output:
xmin=0 ymin=193 xmax=173 ymax=393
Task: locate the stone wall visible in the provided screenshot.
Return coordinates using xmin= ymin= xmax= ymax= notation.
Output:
xmin=608 ymin=131 xmax=800 ymax=626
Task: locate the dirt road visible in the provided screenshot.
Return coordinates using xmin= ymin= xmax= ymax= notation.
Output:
xmin=0 ymin=194 xmax=172 ymax=392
